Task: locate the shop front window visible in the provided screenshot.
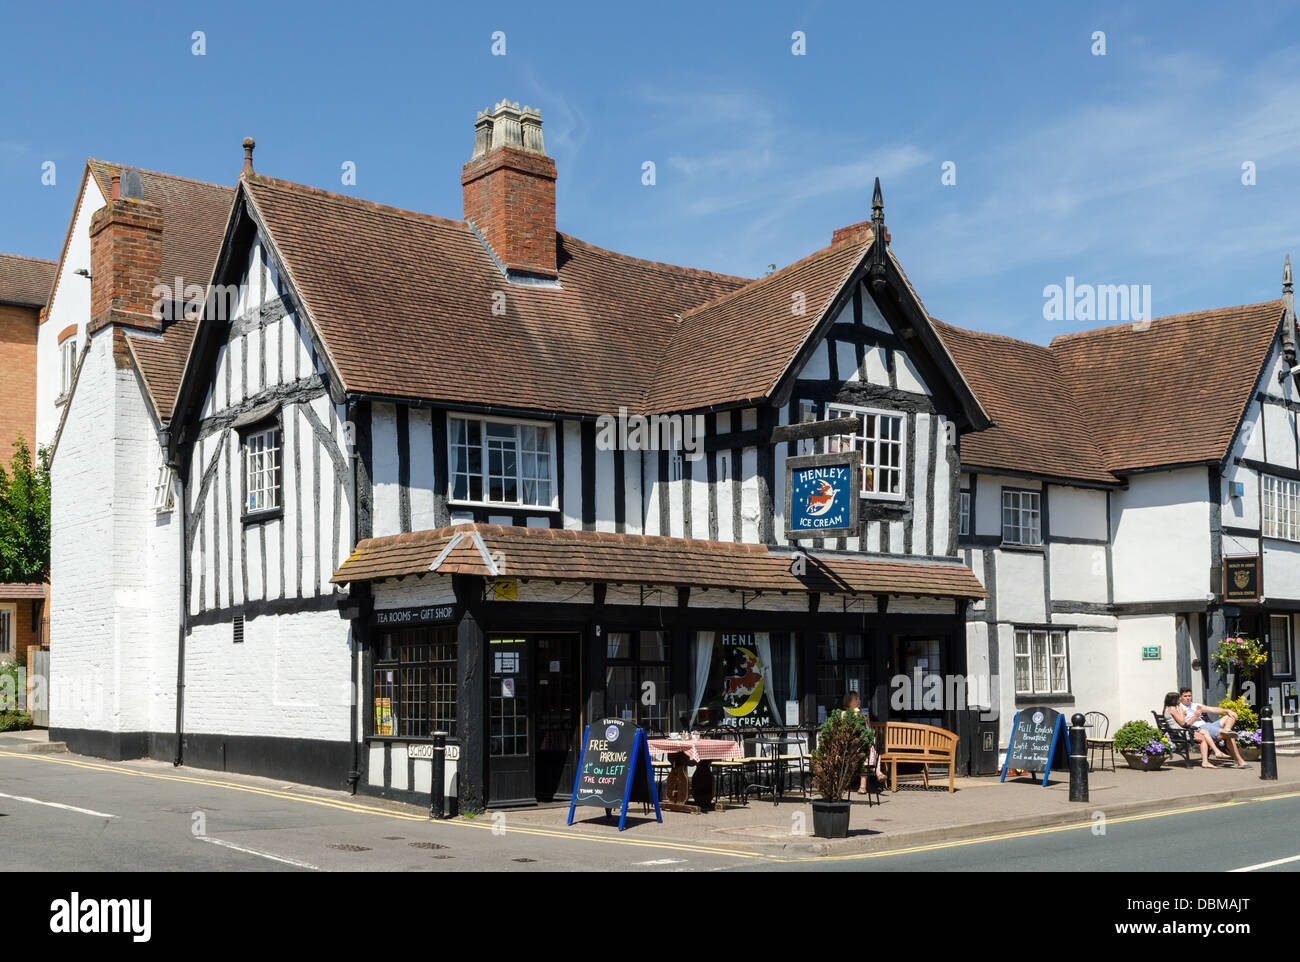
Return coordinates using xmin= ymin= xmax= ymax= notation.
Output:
xmin=604 ymin=630 xmax=672 ymax=732
xmin=816 ymin=632 xmax=869 ymax=720
xmin=1270 ymin=614 xmax=1294 ymax=677
xmin=689 ymin=631 xmax=797 ymax=728
xmin=373 ymin=626 xmax=458 ymax=737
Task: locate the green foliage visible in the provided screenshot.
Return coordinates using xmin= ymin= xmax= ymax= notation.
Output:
xmin=0 ymin=710 xmax=33 ymax=732
xmin=0 ymin=660 xmax=19 ymax=710
xmin=0 ymin=437 xmax=51 ymax=583
xmin=810 ymin=709 xmax=875 ymax=802
xmin=1113 ymin=719 xmax=1165 ymax=754
xmin=1218 ymin=697 xmax=1258 ymax=730
xmin=1212 ymin=636 xmax=1267 ymax=676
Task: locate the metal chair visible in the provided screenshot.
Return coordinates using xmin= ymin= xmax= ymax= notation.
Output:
xmin=1085 ymin=711 xmax=1115 ymax=772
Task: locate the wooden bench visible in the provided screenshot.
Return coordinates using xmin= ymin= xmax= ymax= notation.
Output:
xmin=870 ymin=721 xmax=959 ymax=793
xmin=1151 ymin=710 xmax=1196 ymax=767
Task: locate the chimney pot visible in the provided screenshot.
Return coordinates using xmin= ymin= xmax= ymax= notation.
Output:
xmin=111 ymin=172 xmax=120 ymax=199
xmin=242 ymin=137 xmax=256 ymax=175
xmin=462 ymin=100 xmax=558 ymax=280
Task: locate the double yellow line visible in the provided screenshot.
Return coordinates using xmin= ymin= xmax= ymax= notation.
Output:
xmin=5 ymin=750 xmax=1295 ymax=865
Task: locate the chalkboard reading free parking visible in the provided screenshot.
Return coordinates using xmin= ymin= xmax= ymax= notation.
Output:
xmin=567 ymin=718 xmax=661 ymax=831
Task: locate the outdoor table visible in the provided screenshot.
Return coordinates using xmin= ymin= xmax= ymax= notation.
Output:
xmin=646 ymin=737 xmax=742 ymax=812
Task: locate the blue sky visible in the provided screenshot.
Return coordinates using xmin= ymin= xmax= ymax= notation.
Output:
xmin=3 ymin=0 xmax=1298 ymax=343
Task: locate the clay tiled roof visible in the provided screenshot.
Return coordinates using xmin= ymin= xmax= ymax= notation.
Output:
xmin=332 ymin=523 xmax=987 ymax=598
xmin=127 ymin=316 xmax=199 ymax=424
xmin=645 ymin=239 xmax=869 ymax=411
xmin=243 ymin=175 xmax=749 ymax=416
xmin=936 ymin=301 xmax=1284 ymax=480
xmin=84 ymin=162 xmax=234 ymax=423
xmin=0 ymin=583 xmax=46 ymax=600
xmin=87 ymin=161 xmax=234 ymax=289
xmin=1051 ymin=301 xmax=1283 ymax=474
xmin=0 ymin=253 xmax=56 ymax=308
xmin=933 ymin=320 xmax=1118 ymax=484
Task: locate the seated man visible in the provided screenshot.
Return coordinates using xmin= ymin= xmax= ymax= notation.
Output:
xmin=1163 ymin=692 xmax=1222 ymax=768
xmin=1172 ymin=687 xmax=1251 ymax=769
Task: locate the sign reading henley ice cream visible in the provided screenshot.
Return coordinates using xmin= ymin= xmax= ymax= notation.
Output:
xmin=785 ymin=452 xmax=859 ymax=538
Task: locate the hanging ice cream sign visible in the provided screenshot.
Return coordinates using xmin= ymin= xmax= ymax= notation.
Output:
xmin=785 ymin=452 xmax=859 ymax=538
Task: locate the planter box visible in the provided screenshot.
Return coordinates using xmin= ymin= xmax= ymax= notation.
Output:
xmin=811 ymin=800 xmax=851 ymax=838
xmin=1240 ymin=744 xmax=1262 ymax=762
xmin=1122 ymin=751 xmax=1166 ymax=771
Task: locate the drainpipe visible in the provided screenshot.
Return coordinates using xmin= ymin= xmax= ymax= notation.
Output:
xmin=346 ymin=398 xmax=361 ymax=794
xmin=172 ymin=435 xmax=188 ymax=767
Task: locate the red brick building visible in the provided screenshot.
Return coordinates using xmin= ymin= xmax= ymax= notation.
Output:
xmin=0 ymin=252 xmax=56 ymax=664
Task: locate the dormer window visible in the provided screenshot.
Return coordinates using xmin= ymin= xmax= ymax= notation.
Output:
xmin=824 ymin=404 xmax=905 ymax=499
xmin=153 ymin=463 xmax=176 ymax=513
xmin=449 ymin=415 xmax=556 ymax=509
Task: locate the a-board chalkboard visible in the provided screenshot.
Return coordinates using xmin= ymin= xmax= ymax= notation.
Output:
xmin=1000 ymin=706 xmax=1068 ymax=787
xmin=567 ymin=719 xmax=662 ymax=831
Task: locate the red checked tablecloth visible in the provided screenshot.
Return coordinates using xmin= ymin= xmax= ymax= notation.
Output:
xmin=646 ymin=738 xmax=742 ymax=762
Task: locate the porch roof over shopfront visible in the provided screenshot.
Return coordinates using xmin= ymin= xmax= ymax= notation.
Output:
xmin=332 ymin=523 xmax=987 ymax=600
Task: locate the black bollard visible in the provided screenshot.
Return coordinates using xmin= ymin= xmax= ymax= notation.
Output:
xmin=1260 ymin=707 xmax=1278 ymax=781
xmin=431 ymin=731 xmax=448 ymax=819
xmin=1069 ymin=713 xmax=1089 ymax=802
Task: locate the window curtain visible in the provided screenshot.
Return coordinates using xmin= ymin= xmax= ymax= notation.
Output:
xmin=769 ymin=634 xmax=797 ymax=723
xmin=690 ymin=632 xmax=715 ymax=728
xmin=754 ymin=632 xmax=786 ymax=724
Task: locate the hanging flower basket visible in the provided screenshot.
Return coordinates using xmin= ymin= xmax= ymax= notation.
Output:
xmin=1212 ymin=636 xmax=1267 ymax=675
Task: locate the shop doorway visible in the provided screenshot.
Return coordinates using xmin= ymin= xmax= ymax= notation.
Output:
xmin=892 ymin=637 xmax=946 ymax=728
xmin=487 ymin=633 xmax=582 ymax=806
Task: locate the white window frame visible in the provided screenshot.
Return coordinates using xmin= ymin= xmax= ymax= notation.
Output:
xmin=59 ymin=338 xmax=77 ymax=397
xmin=243 ymin=426 xmax=282 ymax=515
xmin=823 ymin=403 xmax=906 ymax=501
xmin=0 ymin=605 xmax=11 ymax=656
xmin=796 ymin=400 xmax=818 ymax=456
xmin=1263 ymin=474 xmax=1300 ymax=542
xmin=959 ymin=490 xmax=971 ymax=536
xmin=153 ymin=463 xmax=176 ymax=513
xmin=1014 ymin=629 xmax=1070 ymax=695
xmin=1002 ymin=489 xmax=1042 ymax=545
xmin=447 ymin=414 xmax=558 ymax=511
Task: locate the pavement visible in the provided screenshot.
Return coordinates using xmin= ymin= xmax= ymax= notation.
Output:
xmin=522 ymin=755 xmax=1300 ymax=856
xmin=4 ymin=729 xmax=1299 ymax=864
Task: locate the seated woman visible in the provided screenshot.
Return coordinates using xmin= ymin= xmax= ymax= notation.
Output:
xmin=1164 ymin=691 xmax=1229 ymax=769
xmin=842 ymin=691 xmax=885 ymax=793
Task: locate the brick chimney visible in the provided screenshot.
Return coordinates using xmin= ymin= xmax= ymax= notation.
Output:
xmin=88 ymin=169 xmax=163 ymax=337
xmin=461 ymin=100 xmax=558 ymax=281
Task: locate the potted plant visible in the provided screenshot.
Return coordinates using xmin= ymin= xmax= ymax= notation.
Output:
xmin=1113 ymin=720 xmax=1170 ymax=771
xmin=1216 ymin=697 xmax=1261 ymax=760
xmin=809 ymin=709 xmax=874 ymax=838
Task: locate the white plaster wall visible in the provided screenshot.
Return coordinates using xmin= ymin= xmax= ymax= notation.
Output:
xmin=1263 ymin=540 xmax=1300 ymax=601
xmin=605 ymin=585 xmax=674 ymax=607
xmin=1047 ymin=485 xmax=1107 ymax=541
xmin=1114 ymin=615 xmax=1180 ymax=726
xmin=993 ymin=549 xmax=1047 ymax=623
xmin=1221 ymin=462 xmax=1259 ymax=530
xmin=1049 ymin=542 xmax=1109 ymax=603
xmin=408 ymin=408 xmax=437 ymax=531
xmin=563 ymin=420 xmax=583 ymax=531
xmin=371 ymin=575 xmax=457 ymax=608
xmin=183 ymin=608 xmax=351 ymax=740
xmin=1110 ymin=469 xmax=1210 ymax=603
xmin=1063 ymin=627 xmax=1122 ymax=729
xmin=595 ymin=445 xmax=616 ymax=533
xmin=371 ymin=402 xmax=400 ymax=538
xmin=37 ymin=175 xmax=106 ymax=449
xmin=1263 ymin=401 xmax=1298 ymax=468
